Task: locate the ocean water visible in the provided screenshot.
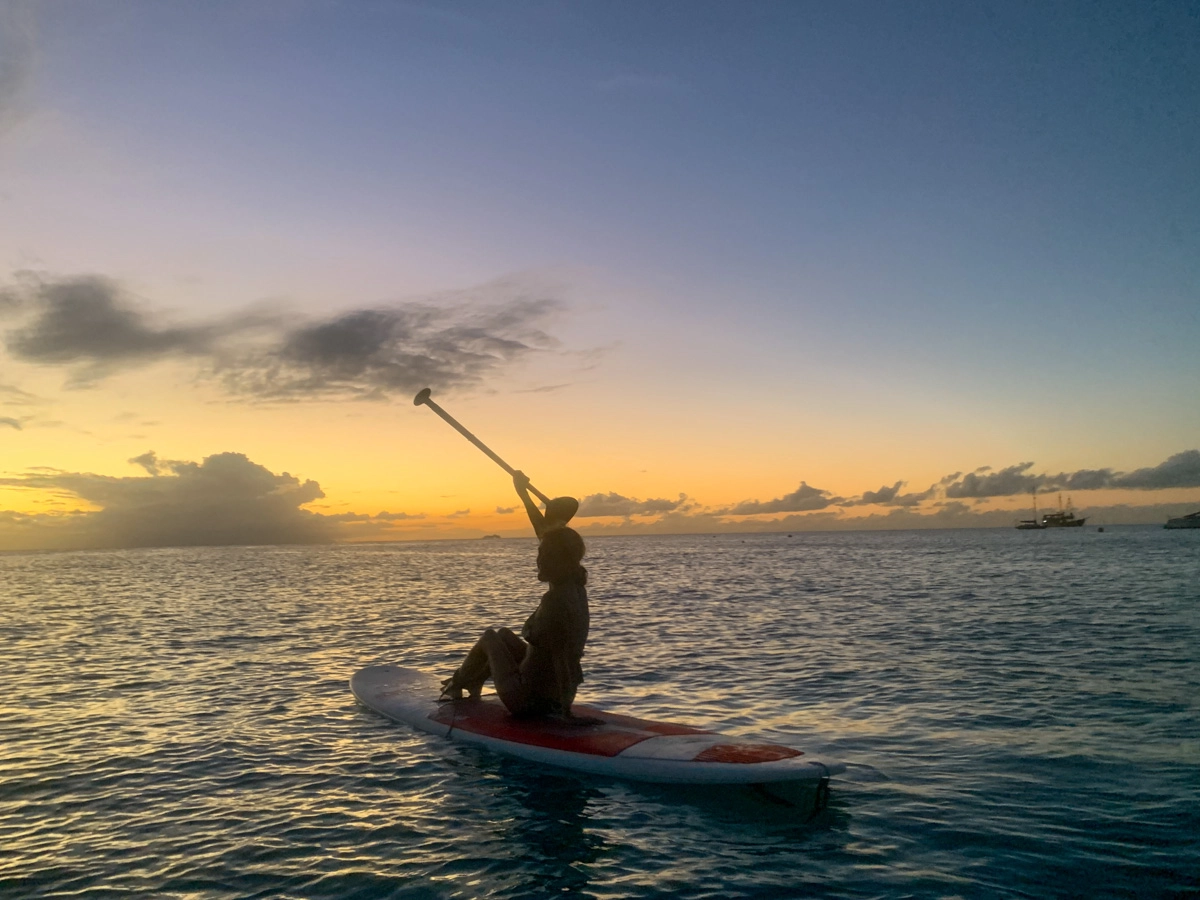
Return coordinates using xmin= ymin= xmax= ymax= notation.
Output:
xmin=2 ymin=527 xmax=1198 ymax=899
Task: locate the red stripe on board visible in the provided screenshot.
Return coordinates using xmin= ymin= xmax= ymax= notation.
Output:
xmin=693 ymin=743 xmax=802 ymax=764
xmin=427 ymin=698 xmax=713 ymax=757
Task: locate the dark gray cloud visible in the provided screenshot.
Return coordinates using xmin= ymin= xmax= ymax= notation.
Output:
xmin=2 ymin=272 xmax=565 ymax=399
xmin=128 ymin=450 xmax=161 ymax=475
xmin=944 ymin=462 xmax=1040 ymax=498
xmin=860 ymin=481 xmax=903 ymax=504
xmin=0 ymin=416 xmax=20 ymax=429
xmin=847 ymin=481 xmax=937 ymax=508
xmin=1052 ymin=468 xmax=1114 ymax=491
xmin=218 ymin=294 xmax=558 ymax=400
xmin=893 ymin=488 xmax=936 ymax=507
xmin=495 ymin=505 xmax=517 ymax=514
xmin=721 ymin=482 xmax=842 ymax=516
xmin=1108 ymin=451 xmax=1200 ymax=489
xmin=577 ymin=492 xmax=688 ymax=517
xmin=0 ymin=451 xmax=333 ymax=548
xmin=942 ymin=451 xmax=1200 ymax=498
xmin=3 ymin=276 xmax=228 ymax=382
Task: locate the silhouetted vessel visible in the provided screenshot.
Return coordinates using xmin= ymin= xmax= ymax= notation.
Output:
xmin=1015 ymin=493 xmax=1086 ymax=529
xmin=1041 ymin=495 xmax=1086 ymax=528
xmin=1165 ymin=511 xmax=1200 ymax=529
xmin=1016 ymin=491 xmax=1045 ymax=529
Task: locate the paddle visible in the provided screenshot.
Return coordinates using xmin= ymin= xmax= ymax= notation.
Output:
xmin=413 ymin=388 xmax=579 ymax=526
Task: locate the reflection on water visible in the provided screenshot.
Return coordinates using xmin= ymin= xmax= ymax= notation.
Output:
xmin=1 ymin=527 xmax=1198 ymax=898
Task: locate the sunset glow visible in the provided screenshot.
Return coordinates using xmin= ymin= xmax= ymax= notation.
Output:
xmin=1 ymin=2 xmax=1197 ymax=549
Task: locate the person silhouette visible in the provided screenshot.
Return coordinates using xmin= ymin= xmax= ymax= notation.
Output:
xmin=439 ymin=472 xmax=588 ymax=718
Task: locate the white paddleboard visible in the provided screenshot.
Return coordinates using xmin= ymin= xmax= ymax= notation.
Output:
xmin=351 ymin=664 xmax=844 ymax=810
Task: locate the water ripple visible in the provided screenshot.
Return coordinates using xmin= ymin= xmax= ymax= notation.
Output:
xmin=1 ymin=528 xmax=1198 ymax=898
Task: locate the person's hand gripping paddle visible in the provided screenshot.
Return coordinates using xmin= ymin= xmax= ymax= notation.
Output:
xmin=413 ymin=388 xmax=579 ymax=528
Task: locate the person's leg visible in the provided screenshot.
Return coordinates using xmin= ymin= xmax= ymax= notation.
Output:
xmin=444 ymin=627 xmax=528 ymax=703
xmin=444 ymin=636 xmax=489 ymax=699
xmin=475 ymin=627 xmax=532 ymax=713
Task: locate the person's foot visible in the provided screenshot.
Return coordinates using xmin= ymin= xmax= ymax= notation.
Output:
xmin=438 ymin=676 xmax=463 ymax=702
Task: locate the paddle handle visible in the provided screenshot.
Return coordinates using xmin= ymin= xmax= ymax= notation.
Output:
xmin=414 ymin=389 xmax=552 ymax=505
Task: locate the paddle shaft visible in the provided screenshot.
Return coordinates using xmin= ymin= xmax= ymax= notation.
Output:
xmin=415 ymin=393 xmax=552 ymax=505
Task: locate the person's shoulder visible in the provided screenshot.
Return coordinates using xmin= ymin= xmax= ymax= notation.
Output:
xmin=545 ymin=580 xmax=587 ymax=600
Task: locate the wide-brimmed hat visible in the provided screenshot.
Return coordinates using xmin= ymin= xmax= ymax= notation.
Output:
xmin=543 ymin=496 xmax=579 ymax=528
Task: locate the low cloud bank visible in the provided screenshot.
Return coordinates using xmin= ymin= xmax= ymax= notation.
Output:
xmin=1 ymin=272 xmax=564 ymax=399
xmin=941 ymin=451 xmax=1200 ymax=498
xmin=720 ymin=482 xmax=842 ymax=515
xmin=573 ymin=450 xmax=1200 ymax=534
xmin=577 ymin=492 xmax=689 ymax=517
xmin=0 ymin=452 xmax=334 ymax=550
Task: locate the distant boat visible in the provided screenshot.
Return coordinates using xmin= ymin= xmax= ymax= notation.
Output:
xmin=1016 ymin=493 xmax=1086 ymax=529
xmin=1041 ymin=495 xmax=1086 ymax=528
xmin=1016 ymin=490 xmax=1045 ymax=529
xmin=1165 ymin=511 xmax=1200 ymax=529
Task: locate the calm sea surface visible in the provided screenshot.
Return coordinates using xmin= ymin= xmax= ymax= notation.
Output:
xmin=2 ymin=527 xmax=1198 ymax=899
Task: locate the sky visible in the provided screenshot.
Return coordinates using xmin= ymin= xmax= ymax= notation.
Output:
xmin=1 ymin=0 xmax=1198 ymax=549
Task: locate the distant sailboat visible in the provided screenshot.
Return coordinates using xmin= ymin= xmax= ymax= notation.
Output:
xmin=1016 ymin=492 xmax=1086 ymax=529
xmin=1016 ymin=490 xmax=1044 ymax=530
xmin=1041 ymin=494 xmax=1086 ymax=528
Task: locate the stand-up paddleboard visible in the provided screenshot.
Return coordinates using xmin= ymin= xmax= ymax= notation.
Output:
xmin=351 ymin=664 xmax=844 ymax=811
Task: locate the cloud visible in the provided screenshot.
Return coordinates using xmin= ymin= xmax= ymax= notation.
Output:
xmin=128 ymin=450 xmax=162 ymax=474
xmin=0 ymin=382 xmax=40 ymax=405
xmin=2 ymin=271 xmax=566 ymax=399
xmin=0 ymin=452 xmax=333 ymax=549
xmin=377 ymin=510 xmax=424 ymax=521
xmin=3 ymin=275 xmax=234 ymax=383
xmin=218 ymin=289 xmax=558 ymax=400
xmin=721 ymin=482 xmax=842 ymax=515
xmin=577 ymin=492 xmax=689 ymax=517
xmin=859 ymin=481 xmax=903 ymax=504
xmin=495 ymin=505 xmax=517 ymax=514
xmin=1051 ymin=468 xmax=1114 ymax=491
xmin=845 ymin=480 xmax=937 ymax=508
xmin=940 ymin=451 xmax=1200 ymax=497
xmin=944 ymin=462 xmax=1040 ymax=498
xmin=1108 ymin=450 xmax=1200 ymax=490
xmin=324 ymin=509 xmax=424 ymax=522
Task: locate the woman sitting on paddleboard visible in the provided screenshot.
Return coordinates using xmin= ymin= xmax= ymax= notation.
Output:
xmin=439 ymin=472 xmax=588 ymax=718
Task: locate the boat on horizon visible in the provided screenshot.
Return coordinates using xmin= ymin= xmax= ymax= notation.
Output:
xmin=1165 ymin=511 xmax=1200 ymax=529
xmin=1016 ymin=493 xmax=1087 ymax=530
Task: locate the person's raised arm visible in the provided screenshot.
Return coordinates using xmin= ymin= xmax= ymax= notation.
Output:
xmin=512 ymin=471 xmax=548 ymax=538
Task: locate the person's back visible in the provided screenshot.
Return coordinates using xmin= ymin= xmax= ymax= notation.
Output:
xmin=521 ymin=575 xmax=588 ymax=714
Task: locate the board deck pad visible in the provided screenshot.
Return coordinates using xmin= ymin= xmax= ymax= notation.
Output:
xmin=428 ymin=698 xmax=715 ymax=757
